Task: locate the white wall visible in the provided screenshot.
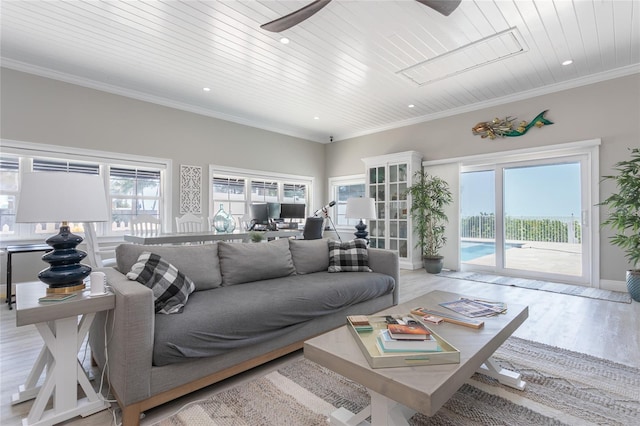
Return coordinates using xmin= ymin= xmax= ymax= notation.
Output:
xmin=325 ymin=73 xmax=640 ymax=282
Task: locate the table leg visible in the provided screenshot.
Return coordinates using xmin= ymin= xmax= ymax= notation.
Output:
xmin=477 ymin=356 xmax=526 ymax=390
xmin=6 ymin=251 xmax=13 ymax=309
xmin=329 ymin=390 xmax=415 ymax=426
xmin=15 ymin=314 xmax=109 ymax=425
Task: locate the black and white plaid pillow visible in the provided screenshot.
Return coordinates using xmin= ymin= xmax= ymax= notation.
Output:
xmin=126 ymin=252 xmax=196 ymax=314
xmin=328 ymin=239 xmax=372 ymax=272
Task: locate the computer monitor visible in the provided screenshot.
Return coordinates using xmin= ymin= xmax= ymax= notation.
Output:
xmin=249 ymin=203 xmax=269 ymax=225
xmin=267 ymin=202 xmax=281 ymax=220
xmin=280 ymin=203 xmax=306 ymax=220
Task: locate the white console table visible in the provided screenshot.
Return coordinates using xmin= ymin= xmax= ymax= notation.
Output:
xmin=12 ymin=281 xmax=114 ymax=425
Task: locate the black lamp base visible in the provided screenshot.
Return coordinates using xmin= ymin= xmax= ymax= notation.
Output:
xmin=353 ymin=219 xmax=369 ymax=241
xmin=38 ymin=225 xmax=91 ymax=293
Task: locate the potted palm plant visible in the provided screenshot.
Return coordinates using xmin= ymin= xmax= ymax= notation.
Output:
xmin=406 ymin=170 xmax=453 ymax=273
xmin=600 ymin=147 xmax=640 ymax=302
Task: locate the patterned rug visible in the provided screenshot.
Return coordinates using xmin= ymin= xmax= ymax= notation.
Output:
xmin=154 ymin=337 xmax=639 ymax=426
xmin=437 ymin=271 xmax=632 ymax=303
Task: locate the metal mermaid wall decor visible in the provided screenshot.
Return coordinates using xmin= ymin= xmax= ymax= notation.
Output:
xmin=472 ymin=110 xmax=554 ymax=139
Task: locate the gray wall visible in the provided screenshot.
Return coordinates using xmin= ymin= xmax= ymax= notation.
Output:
xmin=325 ymin=73 xmax=640 ymax=282
xmin=0 ymin=68 xmax=326 ymax=219
xmin=1 ymin=68 xmax=638 ymax=285
xmin=0 ymin=68 xmax=325 ymax=286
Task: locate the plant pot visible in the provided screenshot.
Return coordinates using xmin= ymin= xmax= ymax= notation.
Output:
xmin=423 ymin=256 xmax=444 ymax=274
xmin=626 ymin=270 xmax=640 ymax=302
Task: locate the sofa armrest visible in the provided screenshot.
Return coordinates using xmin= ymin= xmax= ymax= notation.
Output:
xmin=367 ymin=248 xmax=400 ymax=305
xmin=89 ymin=267 xmax=154 ymax=406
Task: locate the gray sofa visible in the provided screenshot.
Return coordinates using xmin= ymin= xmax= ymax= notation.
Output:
xmin=89 ymin=238 xmax=399 ymax=425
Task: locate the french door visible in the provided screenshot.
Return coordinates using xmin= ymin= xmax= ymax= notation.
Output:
xmin=460 ymin=154 xmax=591 ymax=285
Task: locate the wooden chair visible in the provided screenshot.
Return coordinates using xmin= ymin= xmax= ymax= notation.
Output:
xmin=131 ymin=214 xmax=162 ymax=234
xmin=82 ymin=222 xmax=118 ymax=268
xmin=175 ymin=213 xmax=206 ymax=233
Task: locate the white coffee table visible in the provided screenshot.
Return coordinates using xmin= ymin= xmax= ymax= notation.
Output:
xmin=304 ymin=290 xmax=528 ymax=426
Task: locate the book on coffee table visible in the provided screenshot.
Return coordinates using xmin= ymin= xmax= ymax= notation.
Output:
xmin=387 ymin=322 xmax=431 ymax=340
xmin=376 ymin=330 xmax=439 ymax=352
xmin=346 ymin=314 xmax=460 ymax=368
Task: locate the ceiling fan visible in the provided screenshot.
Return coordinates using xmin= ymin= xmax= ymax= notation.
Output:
xmin=260 ymin=0 xmax=461 ymax=32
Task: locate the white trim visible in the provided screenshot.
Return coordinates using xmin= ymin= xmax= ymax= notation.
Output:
xmin=363 ymin=151 xmax=422 ymax=166
xmin=208 ymin=164 xmax=315 ymax=219
xmin=0 ymin=139 xmax=173 ymax=237
xmin=422 ymin=139 xmax=601 ymax=167
xmin=453 ymin=140 xmax=600 ymax=287
xmin=2 ymin=59 xmax=324 ymax=143
xmin=336 ymin=66 xmax=640 ymax=141
xmin=599 ymin=279 xmax=627 ymax=294
xmin=328 ymin=174 xmax=366 ymax=230
xmin=0 ymin=139 xmax=170 ymax=168
xmin=7 ymin=59 xmax=638 ymax=144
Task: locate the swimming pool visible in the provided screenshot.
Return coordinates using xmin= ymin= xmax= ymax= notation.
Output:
xmin=461 ymin=241 xmax=522 ymax=262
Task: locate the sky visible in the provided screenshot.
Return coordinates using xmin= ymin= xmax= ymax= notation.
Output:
xmin=460 ymin=162 xmax=581 ymax=218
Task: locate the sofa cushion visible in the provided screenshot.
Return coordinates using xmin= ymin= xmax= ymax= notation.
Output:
xmin=218 ymin=238 xmax=296 ymax=285
xmin=152 ymin=271 xmax=395 ymax=365
xmin=289 ymin=238 xmax=329 ymax=274
xmin=116 ymin=243 xmax=221 ymax=291
xmin=328 ymin=239 xmax=372 ymax=272
xmin=126 ymin=252 xmax=195 ymax=314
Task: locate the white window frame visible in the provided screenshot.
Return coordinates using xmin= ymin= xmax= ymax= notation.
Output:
xmin=0 ymin=139 xmax=172 ymax=242
xmin=209 ymin=164 xmax=314 ymax=226
xmin=328 ymin=174 xmax=366 ymax=230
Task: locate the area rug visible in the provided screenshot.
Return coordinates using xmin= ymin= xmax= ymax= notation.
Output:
xmin=437 ymin=271 xmax=632 ymax=303
xmin=154 ymin=337 xmax=639 ymax=426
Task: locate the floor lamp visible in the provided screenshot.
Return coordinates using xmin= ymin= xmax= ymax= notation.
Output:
xmin=345 ymin=197 xmax=377 ymax=242
xmin=16 ymin=172 xmax=109 ymax=293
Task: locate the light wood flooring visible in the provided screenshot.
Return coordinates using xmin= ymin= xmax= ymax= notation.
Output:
xmin=1 ymin=271 xmax=639 ymax=426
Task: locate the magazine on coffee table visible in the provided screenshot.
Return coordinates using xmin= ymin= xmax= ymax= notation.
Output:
xmin=439 ymin=298 xmax=505 ymax=318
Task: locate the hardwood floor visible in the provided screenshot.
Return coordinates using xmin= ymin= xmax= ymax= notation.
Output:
xmin=1 ymin=271 xmax=639 ymax=426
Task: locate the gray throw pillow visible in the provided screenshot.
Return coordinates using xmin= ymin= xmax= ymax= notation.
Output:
xmin=328 ymin=239 xmax=372 ymax=272
xmin=126 ymin=252 xmax=195 ymax=314
xmin=116 ymin=243 xmax=222 ymax=290
xmin=289 ymin=238 xmax=329 ymax=274
xmin=218 ymin=238 xmax=296 ymax=285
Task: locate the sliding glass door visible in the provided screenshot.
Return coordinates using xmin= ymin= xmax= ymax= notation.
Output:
xmin=461 ymin=155 xmax=590 ymax=285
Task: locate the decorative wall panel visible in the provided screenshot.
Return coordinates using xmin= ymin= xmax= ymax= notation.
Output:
xmin=180 ymin=165 xmax=202 ymax=214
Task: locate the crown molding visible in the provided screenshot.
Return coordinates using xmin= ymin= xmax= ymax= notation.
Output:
xmin=3 ymin=58 xmax=638 ymax=145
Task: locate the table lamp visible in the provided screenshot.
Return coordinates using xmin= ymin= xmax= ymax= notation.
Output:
xmin=345 ymin=197 xmax=377 ymax=241
xmin=15 ymin=172 xmax=109 ymax=294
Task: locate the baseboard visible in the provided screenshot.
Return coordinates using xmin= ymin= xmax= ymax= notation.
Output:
xmin=599 ymin=279 xmax=626 ymax=293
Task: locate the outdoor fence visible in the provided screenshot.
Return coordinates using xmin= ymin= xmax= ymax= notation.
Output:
xmin=461 ymin=214 xmax=582 ymax=244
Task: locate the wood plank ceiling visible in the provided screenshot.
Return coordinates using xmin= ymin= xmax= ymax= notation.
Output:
xmin=1 ymin=1 xmax=639 ymax=143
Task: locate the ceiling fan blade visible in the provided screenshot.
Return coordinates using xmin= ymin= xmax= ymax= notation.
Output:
xmin=415 ymin=0 xmax=461 ymax=16
xmin=261 ymin=0 xmax=332 ymax=32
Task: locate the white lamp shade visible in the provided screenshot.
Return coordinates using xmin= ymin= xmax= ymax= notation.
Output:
xmin=16 ymin=172 xmax=109 ymax=223
xmin=345 ymin=197 xmax=377 ymax=220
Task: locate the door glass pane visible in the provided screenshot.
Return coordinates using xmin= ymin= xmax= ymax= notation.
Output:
xmin=503 ymin=163 xmax=582 ymax=276
xmin=460 ymin=170 xmax=496 ymax=267
xmin=390 ymin=165 xmax=397 ymax=182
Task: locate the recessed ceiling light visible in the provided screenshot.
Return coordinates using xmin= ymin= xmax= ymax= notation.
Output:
xmin=408 ymin=104 xmax=415 ymax=108
xmin=280 ymin=37 xmax=290 ymax=44
xmin=314 ymin=116 xmax=320 ymax=120
xmin=562 ymin=59 xmax=573 ymax=66
xmin=203 ymin=87 xmax=211 ymax=92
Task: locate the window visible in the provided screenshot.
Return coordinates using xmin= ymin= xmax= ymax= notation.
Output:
xmin=110 ymin=167 xmax=162 ymax=231
xmin=210 ymin=165 xmax=313 ymax=228
xmin=212 ymin=176 xmax=247 ymax=219
xmin=0 ymin=156 xmax=19 ymax=235
xmin=329 ymin=175 xmax=365 ymax=228
xmin=0 ymin=140 xmax=171 ymax=241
